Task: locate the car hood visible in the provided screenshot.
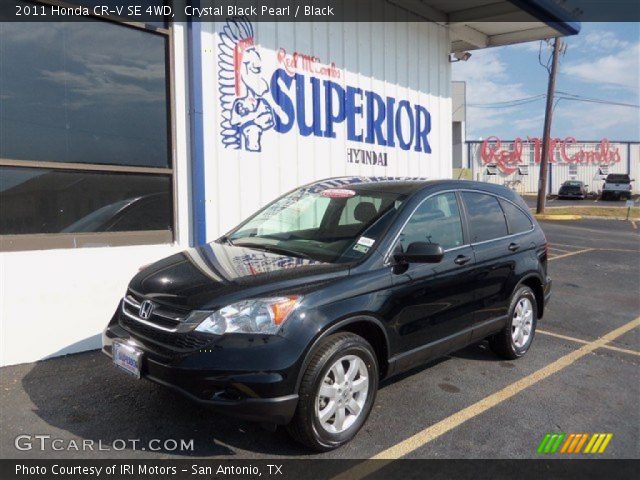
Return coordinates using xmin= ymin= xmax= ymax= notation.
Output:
xmin=129 ymin=242 xmax=349 ymax=310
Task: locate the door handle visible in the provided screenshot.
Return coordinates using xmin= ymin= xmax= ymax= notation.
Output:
xmin=454 ymin=255 xmax=471 ymax=265
xmin=508 ymin=242 xmax=520 ymax=252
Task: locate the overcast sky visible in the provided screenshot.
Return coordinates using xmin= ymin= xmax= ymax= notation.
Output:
xmin=452 ymin=22 xmax=640 ymax=141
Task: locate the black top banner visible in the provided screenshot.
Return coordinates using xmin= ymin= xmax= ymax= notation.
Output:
xmin=1 ymin=0 xmax=640 ymax=23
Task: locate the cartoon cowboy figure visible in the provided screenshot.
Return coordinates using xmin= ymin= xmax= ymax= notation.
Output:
xmin=229 ymin=38 xmax=274 ymax=152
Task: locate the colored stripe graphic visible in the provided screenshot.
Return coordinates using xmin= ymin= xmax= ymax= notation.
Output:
xmin=550 ymin=433 xmax=565 ymax=453
xmin=538 ymin=433 xmax=612 ymax=454
xmin=597 ymin=433 xmax=613 ymax=453
xmin=537 ymin=434 xmax=552 ymax=454
xmin=574 ymin=433 xmax=589 ymax=453
xmin=560 ymin=433 xmax=575 ymax=453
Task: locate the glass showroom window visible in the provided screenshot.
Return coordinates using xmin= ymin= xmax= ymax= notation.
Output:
xmin=0 ymin=6 xmax=173 ymax=251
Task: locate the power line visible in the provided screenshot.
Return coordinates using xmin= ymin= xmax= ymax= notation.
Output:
xmin=467 ymin=94 xmax=546 ymax=107
xmin=467 ymin=92 xmax=639 ymax=109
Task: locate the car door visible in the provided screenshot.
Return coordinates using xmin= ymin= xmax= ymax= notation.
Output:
xmin=387 ymin=192 xmax=477 ymax=368
xmin=460 ymin=191 xmax=515 ymax=334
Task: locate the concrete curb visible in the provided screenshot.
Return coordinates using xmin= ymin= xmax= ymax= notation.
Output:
xmin=534 ymin=214 xmax=582 ymax=221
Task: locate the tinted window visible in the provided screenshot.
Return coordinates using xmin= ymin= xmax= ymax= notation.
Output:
xmin=462 ymin=192 xmax=508 ymax=243
xmin=0 ymin=167 xmax=172 ymax=234
xmin=399 ymin=193 xmax=464 ymax=250
xmin=499 ymin=199 xmax=533 ymax=235
xmin=0 ymin=18 xmax=169 ymax=167
xmin=606 ymin=174 xmax=630 ymax=183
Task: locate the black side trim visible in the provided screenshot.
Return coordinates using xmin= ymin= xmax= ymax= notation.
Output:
xmin=471 ymin=316 xmax=509 ymax=342
xmin=387 ymin=316 xmax=509 ymax=376
xmin=388 ymin=327 xmax=472 ymax=376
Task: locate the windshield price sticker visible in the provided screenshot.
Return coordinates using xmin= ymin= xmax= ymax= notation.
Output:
xmin=353 ymin=236 xmax=375 ymax=254
xmin=357 ymin=236 xmax=375 ymax=247
xmin=320 ymin=188 xmax=357 ymax=198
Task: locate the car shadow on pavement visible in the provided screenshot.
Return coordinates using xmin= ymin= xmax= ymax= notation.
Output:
xmin=20 ymin=343 xmax=313 ymax=458
xmin=19 ymin=339 xmax=505 ymax=458
xmin=449 ymin=340 xmax=509 ymax=362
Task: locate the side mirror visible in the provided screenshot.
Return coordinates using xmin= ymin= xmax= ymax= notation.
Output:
xmin=394 ymin=242 xmax=444 ymax=264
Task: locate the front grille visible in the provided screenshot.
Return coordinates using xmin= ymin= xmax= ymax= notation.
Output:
xmin=119 ymin=290 xmax=214 ymax=352
xmin=119 ymin=314 xmax=214 ymax=352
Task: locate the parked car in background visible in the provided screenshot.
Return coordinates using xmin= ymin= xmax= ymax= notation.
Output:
xmin=102 ymin=178 xmax=551 ymax=450
xmin=601 ymin=174 xmax=633 ymax=200
xmin=558 ymin=180 xmax=588 ymax=200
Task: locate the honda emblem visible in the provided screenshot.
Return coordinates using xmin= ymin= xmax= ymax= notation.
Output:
xmin=139 ymin=300 xmax=154 ymax=319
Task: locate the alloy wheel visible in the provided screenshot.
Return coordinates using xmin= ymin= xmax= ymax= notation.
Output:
xmin=315 ymin=355 xmax=369 ymax=434
xmin=512 ymin=297 xmax=534 ymax=348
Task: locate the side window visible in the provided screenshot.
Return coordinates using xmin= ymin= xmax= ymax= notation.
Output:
xmin=399 ymin=193 xmax=464 ymax=251
xmin=462 ymin=192 xmax=508 ymax=243
xmin=499 ymin=199 xmax=533 ymax=235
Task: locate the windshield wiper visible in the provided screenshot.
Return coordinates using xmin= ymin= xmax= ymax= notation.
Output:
xmin=234 ymin=242 xmax=314 ymax=260
xmin=218 ymin=235 xmax=235 ymax=246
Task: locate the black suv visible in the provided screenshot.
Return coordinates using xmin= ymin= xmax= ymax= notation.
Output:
xmin=103 ymin=178 xmax=551 ymax=450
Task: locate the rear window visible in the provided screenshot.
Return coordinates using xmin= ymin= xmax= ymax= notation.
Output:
xmin=606 ymin=174 xmax=630 ymax=183
xmin=461 ymin=192 xmax=508 ymax=243
xmin=499 ymin=199 xmax=533 ymax=235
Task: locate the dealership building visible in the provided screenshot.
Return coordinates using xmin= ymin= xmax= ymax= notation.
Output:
xmin=0 ymin=1 xmax=581 ymax=366
xmin=467 ymin=138 xmax=640 ymax=195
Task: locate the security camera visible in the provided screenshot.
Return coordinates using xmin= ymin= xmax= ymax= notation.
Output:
xmin=453 ymin=51 xmax=472 ymax=62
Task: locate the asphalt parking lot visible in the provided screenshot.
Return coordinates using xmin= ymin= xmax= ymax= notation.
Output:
xmin=1 ymin=218 xmax=638 ymax=461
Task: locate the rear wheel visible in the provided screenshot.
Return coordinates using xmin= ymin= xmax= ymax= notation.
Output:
xmin=287 ymin=332 xmax=378 ymax=451
xmin=489 ymin=286 xmax=537 ymax=359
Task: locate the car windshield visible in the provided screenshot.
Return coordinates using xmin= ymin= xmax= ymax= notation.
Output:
xmin=226 ymin=186 xmax=407 ymax=263
xmin=606 ymin=175 xmax=630 ymax=183
xmin=564 ymin=181 xmax=582 ymax=187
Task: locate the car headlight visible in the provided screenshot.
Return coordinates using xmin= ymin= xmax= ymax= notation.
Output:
xmin=192 ymin=296 xmax=300 ymax=335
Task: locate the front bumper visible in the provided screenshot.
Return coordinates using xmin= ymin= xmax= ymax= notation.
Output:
xmin=102 ymin=321 xmax=300 ymax=425
xmin=558 ymin=191 xmax=584 ymax=198
xmin=602 ymin=190 xmax=631 ymax=198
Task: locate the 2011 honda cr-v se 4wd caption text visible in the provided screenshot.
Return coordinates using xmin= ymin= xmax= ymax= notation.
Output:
xmin=103 ymin=177 xmax=551 ymax=451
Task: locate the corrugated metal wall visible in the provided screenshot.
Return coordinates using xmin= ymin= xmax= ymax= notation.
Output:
xmin=468 ymin=141 xmax=639 ymax=195
xmin=198 ymin=8 xmax=452 ymax=240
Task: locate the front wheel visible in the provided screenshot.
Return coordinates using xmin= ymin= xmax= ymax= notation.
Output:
xmin=287 ymin=332 xmax=378 ymax=451
xmin=489 ymin=286 xmax=537 ymax=359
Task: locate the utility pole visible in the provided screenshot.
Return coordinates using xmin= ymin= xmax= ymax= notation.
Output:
xmin=536 ymin=37 xmax=562 ymax=214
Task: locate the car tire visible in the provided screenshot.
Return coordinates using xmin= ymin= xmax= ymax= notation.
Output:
xmin=287 ymin=332 xmax=379 ymax=451
xmin=489 ymin=286 xmax=538 ymax=360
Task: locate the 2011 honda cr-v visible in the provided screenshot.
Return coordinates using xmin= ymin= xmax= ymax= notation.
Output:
xmin=103 ymin=177 xmax=551 ymax=450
